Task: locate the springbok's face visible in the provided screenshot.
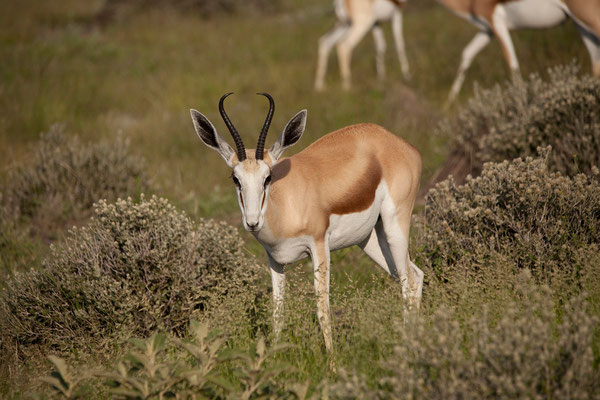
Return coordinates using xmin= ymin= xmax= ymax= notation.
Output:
xmin=190 ymin=92 xmax=306 ymax=232
xmin=231 ymin=156 xmax=273 ymax=231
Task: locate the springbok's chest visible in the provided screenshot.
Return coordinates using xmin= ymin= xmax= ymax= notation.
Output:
xmin=253 ymin=184 xmax=385 ymax=265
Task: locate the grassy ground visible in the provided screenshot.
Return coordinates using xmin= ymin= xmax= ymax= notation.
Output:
xmin=1 ymin=0 xmax=596 ymax=395
xmin=1 ymin=0 xmax=588 ymax=219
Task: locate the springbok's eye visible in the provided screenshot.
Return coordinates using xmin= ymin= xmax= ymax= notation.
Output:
xmin=231 ymin=175 xmax=241 ymax=187
xmin=264 ymin=174 xmax=272 ymax=188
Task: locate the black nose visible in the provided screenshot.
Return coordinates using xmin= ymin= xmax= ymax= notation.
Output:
xmin=247 ymin=222 xmax=259 ymax=230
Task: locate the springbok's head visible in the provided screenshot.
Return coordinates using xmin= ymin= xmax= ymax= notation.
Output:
xmin=190 ymin=93 xmax=307 ymax=232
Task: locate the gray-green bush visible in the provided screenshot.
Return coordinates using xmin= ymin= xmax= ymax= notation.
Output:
xmin=442 ymin=64 xmax=600 ymax=179
xmin=416 ymin=148 xmax=600 ymax=303
xmin=332 ymin=285 xmax=600 ymax=400
xmin=0 ymin=126 xmax=148 ymax=275
xmin=0 ymin=195 xmax=265 ymax=365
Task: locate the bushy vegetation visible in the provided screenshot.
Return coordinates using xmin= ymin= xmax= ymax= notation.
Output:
xmin=416 ymin=148 xmax=600 ymax=304
xmin=442 ymin=64 xmax=600 ymax=179
xmin=0 ymin=195 xmax=265 ymax=369
xmin=38 ymin=282 xmax=600 ymax=399
xmin=332 ymin=288 xmax=599 ymax=400
xmin=42 ymin=321 xmax=301 ymax=400
xmin=0 ymin=126 xmax=148 ymax=275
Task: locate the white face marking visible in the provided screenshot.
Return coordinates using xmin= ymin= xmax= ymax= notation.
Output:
xmin=232 ymin=160 xmax=272 ymax=232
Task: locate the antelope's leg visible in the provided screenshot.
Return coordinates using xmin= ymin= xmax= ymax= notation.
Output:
xmin=491 ymin=7 xmax=520 ymax=74
xmin=268 ymin=253 xmax=286 ymax=341
xmin=447 ymin=31 xmax=492 ymax=105
xmin=391 ymin=9 xmax=411 ymax=80
xmin=359 ymin=217 xmax=395 ymax=276
xmin=315 ymin=23 xmax=350 ymax=91
xmin=372 ymin=25 xmax=387 ymax=81
xmin=575 ymin=25 xmax=600 ymax=77
xmin=311 ymin=238 xmax=333 ymax=352
xmin=380 ymin=200 xmax=423 ymax=312
xmin=337 ymin=17 xmax=375 ymax=90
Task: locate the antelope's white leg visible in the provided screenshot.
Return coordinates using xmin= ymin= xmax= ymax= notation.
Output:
xmin=576 ymin=27 xmax=600 ymax=77
xmin=337 ymin=17 xmax=376 ymax=90
xmin=311 ymin=239 xmax=333 ymax=353
xmin=315 ymin=23 xmax=351 ymax=91
xmin=492 ymin=6 xmax=520 ymax=72
xmin=372 ymin=25 xmax=387 ymax=81
xmin=380 ymin=196 xmax=423 ymax=310
xmin=391 ymin=9 xmax=411 ymax=80
xmin=447 ymin=31 xmax=492 ymax=105
xmin=268 ymin=253 xmax=286 ymax=341
xmin=359 ymin=218 xmax=395 ymax=275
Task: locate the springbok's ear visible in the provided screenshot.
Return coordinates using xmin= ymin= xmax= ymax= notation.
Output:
xmin=269 ymin=110 xmax=307 ymax=162
xmin=190 ymin=109 xmax=235 ymax=167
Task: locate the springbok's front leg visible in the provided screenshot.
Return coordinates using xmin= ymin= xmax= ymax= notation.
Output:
xmin=268 ymin=254 xmax=286 ymax=341
xmin=311 ymin=239 xmax=333 ymax=353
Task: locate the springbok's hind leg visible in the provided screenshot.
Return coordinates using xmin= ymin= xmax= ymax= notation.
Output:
xmin=359 ymin=216 xmax=423 ymax=313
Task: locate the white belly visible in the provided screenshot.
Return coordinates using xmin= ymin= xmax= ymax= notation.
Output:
xmin=501 ymin=0 xmax=567 ymax=30
xmin=327 ymin=182 xmax=386 ymax=251
xmin=372 ymin=0 xmax=399 ymax=22
xmin=334 ymin=0 xmax=399 ymax=23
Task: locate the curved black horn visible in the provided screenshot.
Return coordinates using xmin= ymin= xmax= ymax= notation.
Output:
xmin=219 ymin=92 xmax=246 ymax=162
xmin=255 ymin=92 xmax=275 ymax=160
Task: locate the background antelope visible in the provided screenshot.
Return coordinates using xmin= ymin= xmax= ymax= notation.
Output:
xmin=438 ymin=0 xmax=600 ymax=104
xmin=314 ymin=0 xmax=411 ymax=91
xmin=190 ymin=93 xmax=423 ymax=352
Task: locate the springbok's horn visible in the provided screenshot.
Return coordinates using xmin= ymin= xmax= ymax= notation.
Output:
xmin=219 ymin=92 xmax=246 ymax=162
xmin=255 ymin=92 xmax=274 ymax=160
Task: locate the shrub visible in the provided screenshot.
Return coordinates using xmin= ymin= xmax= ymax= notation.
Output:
xmin=0 ymin=195 xmax=265 ymax=362
xmin=416 ymin=148 xmax=600 ymax=302
xmin=0 ymin=125 xmax=148 ymax=275
xmin=2 ymin=125 xmax=147 ymax=227
xmin=438 ymin=63 xmax=600 ymax=181
xmin=332 ymin=285 xmax=600 ymax=399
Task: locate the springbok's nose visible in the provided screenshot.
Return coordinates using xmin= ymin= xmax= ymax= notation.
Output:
xmin=247 ymin=221 xmax=259 ymax=231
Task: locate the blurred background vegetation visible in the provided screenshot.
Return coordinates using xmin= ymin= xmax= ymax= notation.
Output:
xmin=1 ymin=0 xmax=598 ymax=397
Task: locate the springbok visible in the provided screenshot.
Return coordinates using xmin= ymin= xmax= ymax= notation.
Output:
xmin=314 ymin=0 xmax=411 ymax=91
xmin=190 ymin=93 xmax=423 ymax=352
xmin=438 ymin=0 xmax=600 ymax=104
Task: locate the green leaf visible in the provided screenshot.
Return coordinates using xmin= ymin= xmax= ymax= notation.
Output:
xmin=39 ymin=376 xmax=67 ymax=394
xmin=129 ymin=338 xmax=147 ymax=351
xmin=208 ymin=375 xmax=237 ymax=392
xmin=256 ymin=337 xmax=266 ymax=357
xmin=152 ymin=332 xmax=166 ymax=352
xmin=48 ymin=355 xmax=70 ymax=383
